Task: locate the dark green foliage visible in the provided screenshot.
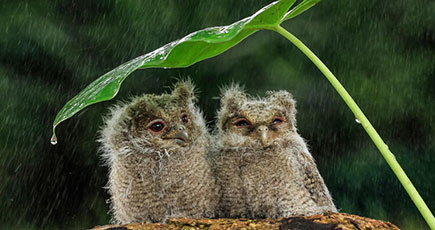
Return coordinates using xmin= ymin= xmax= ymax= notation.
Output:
xmin=0 ymin=0 xmax=434 ymax=229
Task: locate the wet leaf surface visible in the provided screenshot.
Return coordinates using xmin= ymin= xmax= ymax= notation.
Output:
xmin=51 ymin=0 xmax=304 ymax=141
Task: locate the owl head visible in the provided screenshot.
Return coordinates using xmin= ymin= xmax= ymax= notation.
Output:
xmin=100 ymin=80 xmax=207 ymax=160
xmin=216 ymin=84 xmax=297 ymax=149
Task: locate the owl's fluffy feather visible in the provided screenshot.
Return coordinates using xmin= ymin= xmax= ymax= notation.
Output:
xmin=211 ymin=85 xmax=337 ymax=218
xmin=99 ymin=80 xmax=219 ymax=223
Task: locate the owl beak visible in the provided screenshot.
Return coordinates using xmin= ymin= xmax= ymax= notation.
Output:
xmin=174 ymin=129 xmax=190 ymax=146
xmin=257 ymin=125 xmax=271 ymax=148
xmin=171 ymin=124 xmax=190 ymax=146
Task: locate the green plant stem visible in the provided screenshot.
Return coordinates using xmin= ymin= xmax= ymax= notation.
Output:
xmin=272 ymin=24 xmax=435 ymax=230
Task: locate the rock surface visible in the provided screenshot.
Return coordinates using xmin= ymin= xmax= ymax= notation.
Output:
xmin=91 ymin=213 xmax=400 ymax=230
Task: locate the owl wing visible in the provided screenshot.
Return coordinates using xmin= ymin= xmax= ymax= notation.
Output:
xmin=298 ymin=151 xmax=334 ymax=207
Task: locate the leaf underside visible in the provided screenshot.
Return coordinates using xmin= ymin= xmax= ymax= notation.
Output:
xmin=52 ymin=0 xmax=321 ymax=141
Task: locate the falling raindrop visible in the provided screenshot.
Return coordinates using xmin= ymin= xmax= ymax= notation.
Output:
xmin=355 ymin=118 xmax=361 ymax=124
xmin=50 ymin=135 xmax=58 ymax=145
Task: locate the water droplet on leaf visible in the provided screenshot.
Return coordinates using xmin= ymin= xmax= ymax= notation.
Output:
xmin=355 ymin=118 xmax=361 ymax=124
xmin=50 ymin=135 xmax=58 ymax=145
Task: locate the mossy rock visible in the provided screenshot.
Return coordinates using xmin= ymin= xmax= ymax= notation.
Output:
xmin=92 ymin=213 xmax=400 ymax=230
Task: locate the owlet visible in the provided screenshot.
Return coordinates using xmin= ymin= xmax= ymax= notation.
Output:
xmin=211 ymin=85 xmax=337 ymax=218
xmin=99 ymin=80 xmax=219 ymax=223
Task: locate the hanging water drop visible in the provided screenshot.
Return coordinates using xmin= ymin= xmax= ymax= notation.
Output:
xmin=50 ymin=135 xmax=58 ymax=145
xmin=355 ymin=118 xmax=361 ymax=124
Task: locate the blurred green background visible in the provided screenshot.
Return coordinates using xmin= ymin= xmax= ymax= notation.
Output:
xmin=1 ymin=0 xmax=434 ymax=229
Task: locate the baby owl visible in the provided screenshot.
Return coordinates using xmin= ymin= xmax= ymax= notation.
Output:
xmin=211 ymin=85 xmax=337 ymax=218
xmin=99 ymin=80 xmax=219 ymax=224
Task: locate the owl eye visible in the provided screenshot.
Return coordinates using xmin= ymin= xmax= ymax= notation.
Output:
xmin=233 ymin=118 xmax=251 ymax=127
xmin=181 ymin=113 xmax=189 ymax=123
xmin=272 ymin=117 xmax=284 ymax=125
xmin=147 ymin=120 xmax=166 ymax=133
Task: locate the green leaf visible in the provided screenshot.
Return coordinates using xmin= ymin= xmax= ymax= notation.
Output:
xmin=282 ymin=0 xmax=321 ymax=22
xmin=51 ymin=0 xmax=298 ymax=143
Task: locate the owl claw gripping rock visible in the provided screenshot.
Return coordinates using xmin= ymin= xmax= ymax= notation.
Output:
xmin=211 ymin=84 xmax=337 ymax=218
xmin=98 ymin=80 xmax=219 ymax=224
